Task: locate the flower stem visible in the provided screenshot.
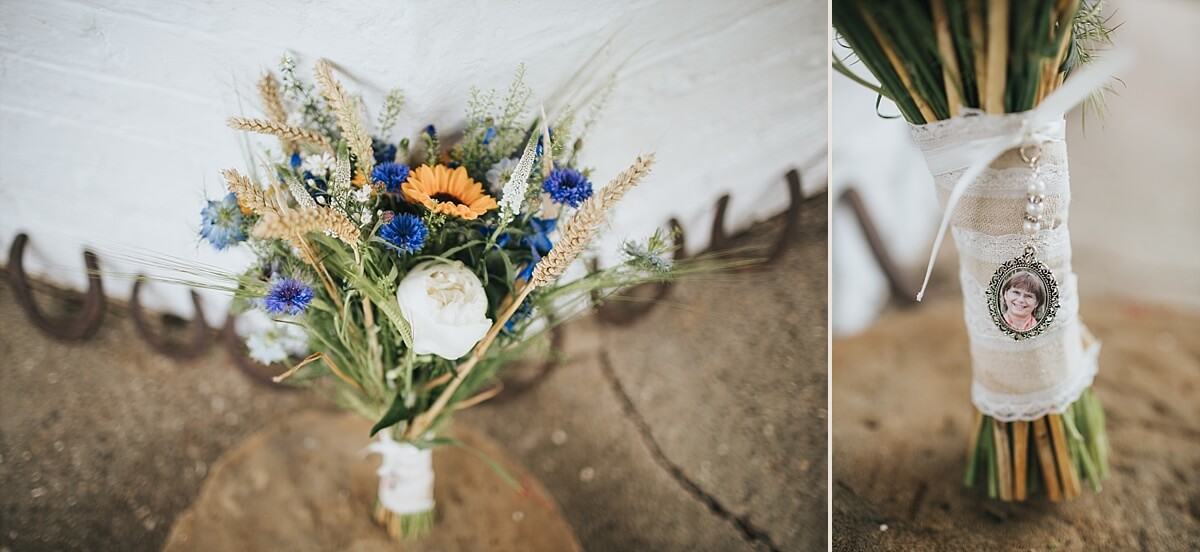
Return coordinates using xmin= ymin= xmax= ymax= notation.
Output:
xmin=403 ymin=284 xmax=534 ymax=439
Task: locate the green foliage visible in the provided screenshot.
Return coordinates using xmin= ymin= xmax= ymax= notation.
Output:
xmin=371 ymin=390 xmax=411 ymax=437
xmin=279 ymin=54 xmax=338 ymax=137
xmin=376 ymin=88 xmax=406 ymax=142
xmin=421 ymin=126 xmax=440 ymax=167
xmin=453 ymin=65 xmax=535 ymax=183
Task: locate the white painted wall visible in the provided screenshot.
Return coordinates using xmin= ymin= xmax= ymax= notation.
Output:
xmin=0 ymin=0 xmax=828 ymax=323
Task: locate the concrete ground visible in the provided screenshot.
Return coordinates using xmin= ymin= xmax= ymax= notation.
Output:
xmin=0 ymin=194 xmax=826 ymax=551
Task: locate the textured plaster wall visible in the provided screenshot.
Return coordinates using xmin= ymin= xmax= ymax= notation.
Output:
xmin=0 ymin=0 xmax=828 ymax=322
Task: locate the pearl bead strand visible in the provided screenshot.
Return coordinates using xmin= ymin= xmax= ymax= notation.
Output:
xmin=1023 ymin=157 xmax=1046 ymax=235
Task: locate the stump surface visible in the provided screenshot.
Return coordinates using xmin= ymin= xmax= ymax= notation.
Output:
xmin=162 ymin=410 xmax=580 ymax=552
xmin=833 ymin=297 xmax=1200 ymax=551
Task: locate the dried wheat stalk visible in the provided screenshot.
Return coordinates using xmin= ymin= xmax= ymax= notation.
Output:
xmin=313 ymin=59 xmax=374 ymax=180
xmin=253 ymin=206 xmax=361 ymax=245
xmin=257 ymin=73 xmax=293 ymax=152
xmin=530 ymin=153 xmax=656 ymax=287
xmin=222 ymin=168 xmax=277 ymax=216
xmin=228 ymin=117 xmax=332 ymax=152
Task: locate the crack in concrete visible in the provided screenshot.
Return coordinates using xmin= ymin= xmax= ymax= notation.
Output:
xmin=906 ymin=481 xmax=928 ymax=521
xmin=597 ymin=351 xmax=783 ymax=552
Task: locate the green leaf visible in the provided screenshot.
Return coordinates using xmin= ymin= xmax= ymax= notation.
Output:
xmin=370 ymin=392 xmax=410 ymax=437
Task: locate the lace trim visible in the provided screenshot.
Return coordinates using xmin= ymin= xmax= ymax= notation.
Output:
xmin=972 ymin=336 xmax=1100 ymax=421
xmin=934 ymin=164 xmax=1071 ymax=199
xmin=909 ymin=111 xmax=1030 ymax=151
xmin=951 ymin=226 xmax=1073 ymax=264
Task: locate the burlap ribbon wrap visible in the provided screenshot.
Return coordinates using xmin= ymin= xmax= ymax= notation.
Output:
xmin=910 ymin=114 xmax=1100 ymax=421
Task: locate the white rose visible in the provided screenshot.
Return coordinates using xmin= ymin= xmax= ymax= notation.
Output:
xmin=396 ymin=260 xmax=493 ymax=360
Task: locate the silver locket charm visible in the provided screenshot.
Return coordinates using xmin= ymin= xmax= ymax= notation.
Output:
xmin=985 ymin=145 xmax=1061 ymax=340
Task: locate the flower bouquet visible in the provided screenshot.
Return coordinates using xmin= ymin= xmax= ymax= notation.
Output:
xmin=197 ymin=56 xmax=679 ymax=538
xmin=834 ymin=0 xmax=1121 ymax=502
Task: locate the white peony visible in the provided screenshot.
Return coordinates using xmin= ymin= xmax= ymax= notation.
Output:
xmin=396 ymin=260 xmax=493 ymax=360
xmin=235 ymin=309 xmax=309 ymax=364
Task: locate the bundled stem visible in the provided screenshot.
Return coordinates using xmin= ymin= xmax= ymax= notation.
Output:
xmin=964 ymin=388 xmax=1108 ymax=501
xmin=833 ymin=0 xmax=1115 ymax=123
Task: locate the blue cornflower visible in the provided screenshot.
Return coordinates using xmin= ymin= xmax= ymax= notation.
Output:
xmin=379 ymin=213 xmax=428 ymax=255
xmin=482 ymin=127 xmax=497 ymax=145
xmin=372 ymin=138 xmax=397 ymax=165
xmin=199 ymin=193 xmax=246 ymax=250
xmin=542 ymin=169 xmax=593 ymax=208
xmin=290 ymin=151 xmax=302 ymax=169
xmin=264 ymin=278 xmax=314 ymax=316
xmin=423 ymin=124 xmax=437 ymax=138
xmin=371 ymin=162 xmax=411 ymax=193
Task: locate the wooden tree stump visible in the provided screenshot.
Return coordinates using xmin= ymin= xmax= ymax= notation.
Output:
xmin=163 ymin=410 xmax=581 ymax=552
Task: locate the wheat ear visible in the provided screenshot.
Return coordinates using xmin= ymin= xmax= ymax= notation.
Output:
xmin=222 ymin=168 xmax=276 ymax=216
xmin=530 ymin=153 xmax=656 ymax=287
xmin=228 ymin=117 xmax=332 ymax=152
xmin=253 ymin=207 xmax=361 ymax=246
xmin=313 ymin=59 xmax=374 ymax=180
xmin=257 ymin=73 xmax=293 ymax=152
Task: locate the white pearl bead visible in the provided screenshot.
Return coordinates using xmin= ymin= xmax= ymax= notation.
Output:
xmin=1026 ymin=180 xmax=1047 ymax=196
xmin=1026 ymin=201 xmax=1045 ymax=218
xmin=1023 ymin=220 xmax=1041 ymax=235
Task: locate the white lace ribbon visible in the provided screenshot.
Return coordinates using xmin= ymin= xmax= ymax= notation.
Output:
xmin=364 ymin=429 xmax=435 ymax=515
xmin=908 ymin=50 xmax=1131 ymax=421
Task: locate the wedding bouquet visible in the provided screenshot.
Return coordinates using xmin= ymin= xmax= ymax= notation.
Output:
xmin=197 ymin=55 xmax=678 ymax=538
xmin=834 ymin=0 xmax=1119 ymax=502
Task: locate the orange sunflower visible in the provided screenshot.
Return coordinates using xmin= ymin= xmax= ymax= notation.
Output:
xmin=401 ymin=165 xmax=498 ymax=220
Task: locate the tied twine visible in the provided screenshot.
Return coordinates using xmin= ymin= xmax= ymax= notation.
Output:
xmin=363 ymin=428 xmax=436 ymax=515
xmin=915 ymin=49 xmax=1134 ymax=301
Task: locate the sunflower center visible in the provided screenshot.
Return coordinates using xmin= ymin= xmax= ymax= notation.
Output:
xmin=431 ymin=193 xmax=465 ymax=205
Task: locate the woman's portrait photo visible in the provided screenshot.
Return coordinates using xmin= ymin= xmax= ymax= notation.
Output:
xmin=998 ymin=270 xmax=1048 ymax=333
